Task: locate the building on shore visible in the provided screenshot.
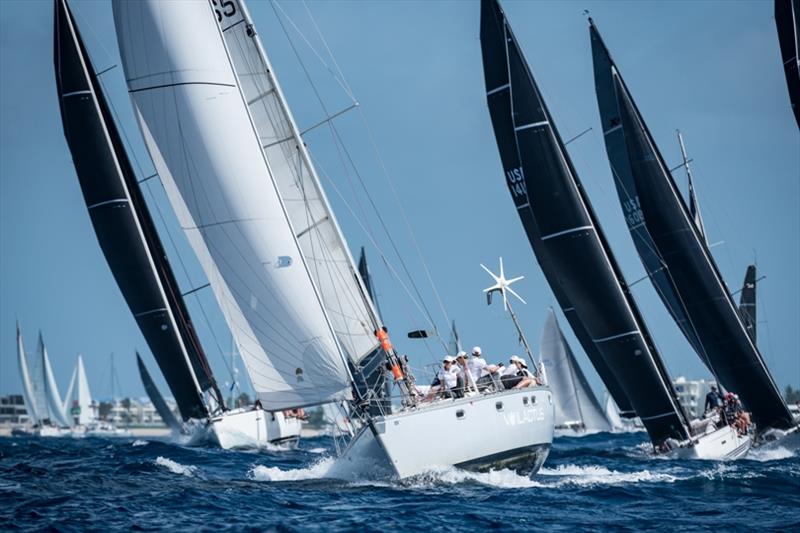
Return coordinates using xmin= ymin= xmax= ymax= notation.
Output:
xmin=673 ymin=376 xmax=717 ymax=419
xmin=0 ymin=395 xmax=30 ymax=425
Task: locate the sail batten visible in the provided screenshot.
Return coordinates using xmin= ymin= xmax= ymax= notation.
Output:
xmin=114 ymin=0 xmax=353 ymax=410
xmin=481 ymin=0 xmax=689 ymax=446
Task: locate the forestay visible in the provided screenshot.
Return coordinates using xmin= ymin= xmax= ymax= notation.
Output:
xmin=216 ymin=0 xmax=380 ymax=365
xmin=540 ymin=310 xmax=611 ymax=432
xmin=113 ymin=0 xmax=351 ymax=409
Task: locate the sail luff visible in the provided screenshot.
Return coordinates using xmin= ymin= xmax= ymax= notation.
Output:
xmin=114 ymin=0 xmax=353 ymax=409
xmin=677 ymin=131 xmax=706 ymax=240
xmin=481 ymin=0 xmax=690 ymax=446
xmin=54 ymin=0 xmax=214 ymax=420
xmin=75 ymin=355 xmax=93 ymax=425
xmin=41 ymin=340 xmax=71 ymax=427
xmin=611 ymin=70 xmax=794 ymax=430
xmin=16 ymin=324 xmax=40 ymax=426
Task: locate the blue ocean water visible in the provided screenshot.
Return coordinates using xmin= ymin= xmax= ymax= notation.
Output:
xmin=1 ymin=431 xmax=798 ymax=531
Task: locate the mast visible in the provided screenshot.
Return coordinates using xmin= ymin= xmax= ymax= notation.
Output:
xmin=601 ymin=22 xmax=794 ymax=429
xmin=53 ymin=0 xmax=221 ymax=420
xmin=480 ymin=0 xmax=691 ymax=447
xmin=676 ymin=131 xmax=706 ymax=241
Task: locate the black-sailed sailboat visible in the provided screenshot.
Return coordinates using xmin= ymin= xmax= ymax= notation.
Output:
xmin=481 ymin=0 xmax=693 ymax=451
xmin=479 ymin=0 xmax=636 ymax=423
xmin=738 ymin=266 xmax=758 ymax=343
xmin=589 ymin=19 xmax=796 ymax=434
xmin=54 ymin=0 xmax=222 ymax=421
xmin=775 ymin=0 xmax=800 ymax=128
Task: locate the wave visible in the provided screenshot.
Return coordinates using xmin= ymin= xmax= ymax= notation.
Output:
xmin=249 ymin=457 xmax=335 ymax=482
xmin=538 ymin=464 xmax=679 ymax=487
xmin=132 ymin=440 xmax=148 ymax=447
xmin=746 ymin=446 xmax=795 ymax=463
xmin=405 ymin=465 xmax=540 ymax=489
xmin=307 ymin=447 xmax=327 ymax=454
xmin=155 ymin=457 xmax=198 ymax=477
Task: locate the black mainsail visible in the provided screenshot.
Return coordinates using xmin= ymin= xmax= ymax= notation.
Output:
xmin=591 ymin=23 xmax=707 ymax=368
xmin=738 ymin=265 xmax=758 ymax=343
xmin=136 ymin=352 xmax=182 ymax=431
xmin=480 ymin=0 xmax=690 ymax=446
xmin=776 ymin=0 xmax=800 ymax=128
xmin=54 ymin=0 xmax=222 ymax=420
xmin=600 ymin=26 xmax=794 ymax=430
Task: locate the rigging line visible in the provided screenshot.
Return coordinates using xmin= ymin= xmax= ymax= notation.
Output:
xmin=272 ymin=0 xmax=357 ymax=103
xmin=271 ymin=3 xmax=442 ymax=336
xmin=300 ymin=0 xmax=356 ymax=98
xmin=300 ymin=102 xmax=360 ymax=136
xmin=312 ymin=153 xmax=448 ymax=352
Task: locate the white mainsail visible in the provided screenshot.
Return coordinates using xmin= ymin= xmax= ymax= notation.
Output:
xmin=28 ymin=333 xmax=53 ymax=424
xmin=540 ymin=309 xmax=611 ymax=432
xmin=218 ymin=0 xmax=379 ymax=365
xmin=113 ymin=0 xmax=352 ymax=409
xmin=16 ymin=324 xmax=40 ymax=425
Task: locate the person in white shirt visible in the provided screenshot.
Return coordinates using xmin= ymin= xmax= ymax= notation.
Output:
xmin=454 ymin=351 xmax=476 ymax=394
xmin=501 ymin=355 xmax=533 ymax=390
xmin=424 ymin=356 xmax=460 ymax=401
xmin=468 ymin=346 xmax=499 ymax=391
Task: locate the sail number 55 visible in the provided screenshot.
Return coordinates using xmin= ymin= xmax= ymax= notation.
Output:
xmin=211 ymin=0 xmax=237 ymax=21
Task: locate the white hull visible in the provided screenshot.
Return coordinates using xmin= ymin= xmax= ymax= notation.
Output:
xmin=205 ymin=408 xmax=303 ymax=450
xmin=330 ymin=387 xmax=554 ymax=480
xmin=673 ymin=425 xmax=752 ymax=460
xmin=12 ymin=425 xmax=72 ymax=438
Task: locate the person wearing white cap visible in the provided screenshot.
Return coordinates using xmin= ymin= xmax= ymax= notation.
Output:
xmin=424 ymin=355 xmax=460 ymax=401
xmin=468 ymin=346 xmax=499 ymax=391
xmin=501 ymin=355 xmax=533 ymax=390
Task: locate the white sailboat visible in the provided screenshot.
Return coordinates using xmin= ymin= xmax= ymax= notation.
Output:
xmin=540 ymin=310 xmax=612 ymax=435
xmin=112 ymin=0 xmax=553 ymax=478
xmin=62 ymin=355 xmax=94 ymax=427
xmin=14 ymin=325 xmax=71 ymax=437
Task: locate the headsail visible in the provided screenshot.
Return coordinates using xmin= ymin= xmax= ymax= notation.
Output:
xmin=64 ymin=355 xmax=94 ymax=426
xmin=217 ymin=0 xmax=381 ymax=366
xmin=481 ymin=0 xmax=690 ymax=446
xmin=738 ymin=265 xmax=758 ymax=343
xmin=540 ymin=309 xmax=611 ymax=432
xmin=137 ymin=352 xmax=182 ymax=432
xmin=54 ymin=0 xmax=216 ymax=421
xmin=677 ymin=131 xmax=706 ymax=241
xmin=604 ymin=393 xmax=625 ymax=431
xmin=39 ymin=334 xmax=71 ymax=427
xmin=113 ymin=0 xmax=352 ymax=410
xmin=775 ymin=0 xmax=800 ymax=128
xmin=16 ymin=323 xmax=40 ymax=426
xmin=606 ymin=40 xmax=794 ymax=429
xmin=590 ymin=22 xmax=707 ymax=366
xmin=480 ymin=0 xmax=636 ymax=421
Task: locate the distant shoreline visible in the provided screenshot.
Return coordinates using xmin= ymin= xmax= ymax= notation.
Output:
xmin=0 ymin=426 xmax=172 ymax=438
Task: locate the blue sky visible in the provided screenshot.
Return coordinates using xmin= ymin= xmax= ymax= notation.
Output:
xmin=1 ymin=0 xmax=798 ymax=404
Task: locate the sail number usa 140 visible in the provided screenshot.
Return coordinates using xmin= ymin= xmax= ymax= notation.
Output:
xmin=506 ymin=166 xmax=528 ymax=200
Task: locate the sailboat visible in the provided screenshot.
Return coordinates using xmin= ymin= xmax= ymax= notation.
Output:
xmin=540 ymin=310 xmax=612 ymax=435
xmin=14 ymin=324 xmax=72 ymax=437
xmin=589 ymin=18 xmax=799 ymax=446
xmin=776 ymin=0 xmax=800 ymax=128
xmin=112 ymin=0 xmax=553 ymax=479
xmin=136 ymin=352 xmax=182 ymax=433
xmin=62 ymin=355 xmax=94 ymax=427
xmin=480 ymin=0 xmax=749 ymax=459
xmin=53 ymin=0 xmax=298 ymax=449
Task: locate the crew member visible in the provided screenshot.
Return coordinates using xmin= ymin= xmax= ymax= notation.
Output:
xmin=704 ymin=385 xmax=723 ymax=414
xmin=468 ymin=346 xmax=499 ymax=391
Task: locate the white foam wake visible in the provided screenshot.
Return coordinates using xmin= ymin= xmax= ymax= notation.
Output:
xmin=155 ymin=456 xmax=197 ymax=477
xmin=132 ymin=439 xmax=148 ymax=447
xmin=307 ymin=447 xmax=327 ymax=455
xmin=407 ymin=465 xmax=541 ymax=488
xmin=538 ymin=464 xmax=679 ymax=487
xmin=746 ymin=446 xmax=795 ymax=462
xmin=249 ymin=457 xmax=335 ymax=482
